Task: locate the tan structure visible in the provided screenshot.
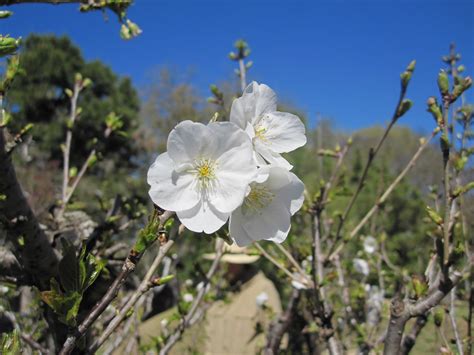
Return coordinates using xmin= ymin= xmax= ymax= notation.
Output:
xmin=116 ymin=245 xmax=283 ymax=354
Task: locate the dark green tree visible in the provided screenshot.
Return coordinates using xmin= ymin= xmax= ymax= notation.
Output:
xmin=7 ymin=34 xmax=140 ymax=168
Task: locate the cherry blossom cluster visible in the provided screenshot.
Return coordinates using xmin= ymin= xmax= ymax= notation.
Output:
xmin=147 ymin=82 xmax=306 ymax=246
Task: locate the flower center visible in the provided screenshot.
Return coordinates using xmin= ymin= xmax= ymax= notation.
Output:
xmin=243 ymin=183 xmax=274 ymax=214
xmin=191 ymin=158 xmax=217 ymax=189
xmin=254 ymin=125 xmax=268 ymax=141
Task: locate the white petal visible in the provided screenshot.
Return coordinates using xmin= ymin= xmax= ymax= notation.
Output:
xmin=253 ymin=83 xmax=278 ymax=122
xmin=167 ymin=121 xmax=217 ymax=162
xmin=207 ymin=121 xmax=253 ymax=158
xmin=243 ymin=201 xmax=291 ymax=244
xmin=177 ymin=199 xmax=229 ymax=234
xmin=229 ymin=208 xmax=254 ymax=247
xmin=254 ymin=166 xmax=271 ymax=183
xmin=256 ymin=145 xmax=293 ymax=170
xmin=147 ymin=152 xmax=200 ymax=211
xmin=267 ymin=168 xmax=305 ymax=215
xmin=258 ymin=111 xmax=306 ymax=153
xmin=230 ymin=82 xmax=277 ymax=129
xmin=212 ymin=147 xmax=256 ymax=209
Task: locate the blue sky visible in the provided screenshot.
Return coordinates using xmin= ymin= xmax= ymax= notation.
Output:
xmin=1 ymin=0 xmax=473 ymax=133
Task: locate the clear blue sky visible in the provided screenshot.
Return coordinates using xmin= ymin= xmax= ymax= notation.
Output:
xmin=1 ymin=0 xmax=473 ymax=133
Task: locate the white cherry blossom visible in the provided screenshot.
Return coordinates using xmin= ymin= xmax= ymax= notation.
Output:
xmin=183 ymin=293 xmax=194 ymax=303
xmin=255 ymin=291 xmax=269 ymax=307
xmin=147 ymin=120 xmax=257 ymax=234
xmin=353 ymin=258 xmax=370 ymax=276
xmin=363 ymin=236 xmax=378 ymax=254
xmin=230 ymin=82 xmax=306 ymax=169
xmin=229 ymin=166 xmax=305 ymax=246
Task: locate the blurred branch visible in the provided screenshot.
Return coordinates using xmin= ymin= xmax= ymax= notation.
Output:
xmin=89 ymin=238 xmax=176 ymax=353
xmin=400 ymin=314 xmax=428 ymax=355
xmin=327 ymin=63 xmax=415 ymax=259
xmin=160 ymin=238 xmax=224 ymax=355
xmin=61 ymin=80 xmax=81 ymax=211
xmin=0 ymin=0 xmax=83 ymax=4
xmin=448 ymin=288 xmax=464 ymax=355
xmin=383 ymin=269 xmax=464 ymax=354
xmin=264 ymin=288 xmax=300 ymax=355
xmin=329 ymin=128 xmax=439 ymax=260
xmin=0 ymin=98 xmax=58 ymax=288
xmin=59 ymin=210 xmax=174 ymax=355
xmin=0 ymin=0 xmax=121 ymax=5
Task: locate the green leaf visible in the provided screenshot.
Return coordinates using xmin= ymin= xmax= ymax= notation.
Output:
xmin=41 ymin=281 xmax=83 ymax=326
xmin=83 ymin=254 xmax=106 ymax=291
xmin=58 ymin=239 xmax=80 ymax=293
xmin=426 ymin=206 xmax=443 ymax=226
xmin=0 ymin=330 xmax=21 ymax=355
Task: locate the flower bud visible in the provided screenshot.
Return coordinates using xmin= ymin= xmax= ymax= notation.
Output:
xmin=75 ymin=72 xmax=83 ymax=84
xmin=434 ymin=308 xmax=444 ymax=327
xmin=426 ymin=206 xmax=443 ymax=225
xmin=397 ymin=99 xmax=413 ymax=117
xmin=400 ymin=60 xmax=416 ymax=88
xmin=426 ymin=97 xmax=443 ymax=126
xmin=0 ymin=36 xmax=20 ymax=57
xmin=82 ymin=78 xmax=93 ymax=88
xmin=0 ymin=11 xmax=13 ymax=19
xmin=69 ymin=166 xmax=78 ymax=178
xmin=437 ymin=70 xmax=450 ymax=96
xmin=120 ymin=24 xmax=131 ymax=40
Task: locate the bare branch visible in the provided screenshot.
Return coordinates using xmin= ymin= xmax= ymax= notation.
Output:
xmin=160 ymin=238 xmax=224 ymax=354
xmin=58 ymin=210 xmax=174 ymax=355
xmin=329 ymin=128 xmax=439 ymax=260
xmin=89 ymin=238 xmax=175 ymax=353
xmin=0 ymin=110 xmax=58 ymax=288
xmin=264 ymin=288 xmax=300 ymax=354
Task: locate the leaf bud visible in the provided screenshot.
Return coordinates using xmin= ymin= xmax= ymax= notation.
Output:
xmin=397 ymin=99 xmax=413 ymax=117
xmin=0 ymin=11 xmax=13 ymax=19
xmin=0 ymin=36 xmax=20 ymax=57
xmin=437 ymin=70 xmax=450 ymax=97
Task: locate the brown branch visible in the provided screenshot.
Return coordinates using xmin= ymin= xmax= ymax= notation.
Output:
xmin=61 ymin=82 xmax=80 ymax=209
xmin=0 ymin=121 xmax=58 ymax=289
xmin=160 ymin=238 xmax=224 ymax=355
xmin=58 ymin=210 xmax=174 ymax=355
xmin=400 ymin=314 xmax=428 ymax=355
xmin=264 ymin=288 xmax=300 ymax=354
xmin=329 ymin=128 xmax=438 ymax=260
xmin=0 ymin=0 xmax=91 ymax=5
xmin=383 ymin=270 xmax=464 ymax=354
xmin=88 ymin=239 xmax=175 ymax=353
xmin=326 ymin=80 xmax=409 ymax=260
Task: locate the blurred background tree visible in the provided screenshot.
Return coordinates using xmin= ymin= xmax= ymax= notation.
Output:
xmin=6 ymin=34 xmax=142 ymax=214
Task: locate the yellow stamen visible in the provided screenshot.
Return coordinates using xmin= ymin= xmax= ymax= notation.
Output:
xmin=243 ymin=184 xmax=274 ymax=214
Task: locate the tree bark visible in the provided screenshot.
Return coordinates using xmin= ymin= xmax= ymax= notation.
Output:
xmin=400 ymin=314 xmax=428 ymax=355
xmin=0 ymin=130 xmax=58 ymax=288
xmin=384 ymin=298 xmax=408 ymax=355
xmin=264 ymin=289 xmax=300 ymax=355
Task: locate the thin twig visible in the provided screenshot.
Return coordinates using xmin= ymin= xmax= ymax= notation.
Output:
xmin=88 ymin=238 xmax=175 ymax=353
xmin=59 ymin=210 xmax=174 ymax=355
xmin=255 ymin=243 xmax=295 ymax=280
xmin=275 ymin=243 xmax=307 ymax=278
xmin=159 ymin=238 xmax=224 ymax=354
xmin=448 ymin=287 xmax=464 ymax=355
xmin=329 ymin=128 xmax=439 ymax=260
xmin=61 ymin=82 xmax=81 ymax=210
xmin=327 ymin=82 xmax=409 ymax=259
